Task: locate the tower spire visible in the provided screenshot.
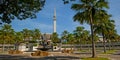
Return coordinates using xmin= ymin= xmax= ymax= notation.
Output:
xmin=53 ymin=8 xmax=56 ymax=20
xmin=53 ymin=8 xmax=56 ymax=33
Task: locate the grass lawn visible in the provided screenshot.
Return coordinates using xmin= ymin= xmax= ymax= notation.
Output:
xmin=0 ymin=51 xmax=8 ymax=54
xmin=79 ymin=50 xmax=88 ymax=52
xmin=82 ymin=57 xmax=109 ymax=60
xmin=102 ymin=50 xmax=117 ymax=54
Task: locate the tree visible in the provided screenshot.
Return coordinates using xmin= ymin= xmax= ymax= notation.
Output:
xmin=0 ymin=24 xmax=15 ymax=51
xmin=63 ymin=0 xmax=75 ymax=4
xmin=14 ymin=31 xmax=24 ymax=50
xmin=15 ymin=32 xmax=24 ymax=43
xmin=67 ymin=33 xmax=75 ymax=49
xmin=94 ymin=19 xmax=116 ymax=53
xmin=82 ymin=30 xmax=90 ymax=44
xmin=0 ymin=28 xmax=5 ymax=51
xmin=51 ymin=32 xmax=59 ymax=51
xmin=0 ymin=0 xmax=45 ymax=23
xmin=31 ymin=29 xmax=41 ymax=47
xmin=61 ymin=30 xmax=69 ymax=44
xmin=32 ymin=29 xmax=41 ymax=41
xmin=73 ymin=26 xmax=90 ymax=50
xmin=104 ymin=20 xmax=117 ymax=50
xmin=22 ymin=29 xmax=32 ymax=41
xmin=117 ymin=35 xmax=120 ymax=42
xmin=22 ymin=29 xmax=35 ymax=51
xmin=71 ymin=0 xmax=109 ymax=57
xmin=67 ymin=33 xmax=74 ymax=44
xmin=73 ymin=26 xmax=85 ymax=49
xmin=51 ymin=32 xmax=59 ymax=45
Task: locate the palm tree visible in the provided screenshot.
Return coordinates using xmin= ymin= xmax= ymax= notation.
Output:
xmin=61 ymin=30 xmax=69 ymax=44
xmin=51 ymin=32 xmax=59 ymax=45
xmin=105 ymin=20 xmax=116 ymax=50
xmin=0 ymin=29 xmax=5 ymax=52
xmin=73 ymin=26 xmax=85 ymax=50
xmin=32 ymin=29 xmax=41 ymax=47
xmin=67 ymin=33 xmax=75 ymax=49
xmin=8 ymin=29 xmax=15 ymax=49
xmin=22 ymin=29 xmax=33 ymax=51
xmin=0 ymin=24 xmax=15 ymax=51
xmin=51 ymin=32 xmax=59 ymax=51
xmin=32 ymin=29 xmax=41 ymax=41
xmin=94 ymin=19 xmax=115 ymax=53
xmin=15 ymin=32 xmax=24 ymax=43
xmin=22 ymin=29 xmax=32 ymax=41
xmin=14 ymin=32 xmax=24 ymax=50
xmin=71 ymin=0 xmax=109 ymax=57
xmin=82 ymin=30 xmax=90 ymax=44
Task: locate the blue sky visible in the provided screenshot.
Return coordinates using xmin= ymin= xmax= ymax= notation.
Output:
xmin=11 ymin=0 xmax=120 ymax=35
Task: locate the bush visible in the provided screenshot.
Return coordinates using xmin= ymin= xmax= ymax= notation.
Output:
xmin=31 ymin=51 xmax=49 ymax=56
xmin=8 ymin=50 xmax=23 ymax=54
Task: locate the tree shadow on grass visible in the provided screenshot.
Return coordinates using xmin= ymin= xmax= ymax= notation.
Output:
xmin=0 ymin=54 xmax=25 ymax=60
xmin=21 ymin=56 xmax=80 ymax=60
xmin=0 ymin=54 xmax=80 ymax=60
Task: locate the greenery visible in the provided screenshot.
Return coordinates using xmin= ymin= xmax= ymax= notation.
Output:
xmin=0 ymin=0 xmax=45 ymax=23
xmin=61 ymin=30 xmax=69 ymax=43
xmin=78 ymin=50 xmax=90 ymax=52
xmin=33 ymin=43 xmax=38 ymax=46
xmin=63 ymin=0 xmax=76 ymax=4
xmin=102 ymin=50 xmax=117 ymax=54
xmin=0 ymin=0 xmax=120 ymax=58
xmin=53 ymin=43 xmax=57 ymax=46
xmin=71 ymin=0 xmax=112 ymax=58
xmin=51 ymin=32 xmax=59 ymax=43
xmin=82 ymin=57 xmax=109 ymax=60
xmin=0 ymin=24 xmax=41 ymax=51
xmin=0 ymin=51 xmax=8 ymax=54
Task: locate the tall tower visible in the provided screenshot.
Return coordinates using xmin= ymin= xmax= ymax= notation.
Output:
xmin=53 ymin=8 xmax=56 ymax=33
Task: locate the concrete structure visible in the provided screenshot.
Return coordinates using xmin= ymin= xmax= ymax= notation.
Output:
xmin=53 ymin=8 xmax=56 ymax=33
xmin=19 ymin=44 xmax=28 ymax=51
xmin=41 ymin=33 xmax=52 ymax=45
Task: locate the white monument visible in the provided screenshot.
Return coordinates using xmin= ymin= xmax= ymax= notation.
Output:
xmin=53 ymin=8 xmax=56 ymax=33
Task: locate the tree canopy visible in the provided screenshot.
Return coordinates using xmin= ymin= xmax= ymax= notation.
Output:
xmin=51 ymin=32 xmax=59 ymax=43
xmin=0 ymin=0 xmax=45 ymax=23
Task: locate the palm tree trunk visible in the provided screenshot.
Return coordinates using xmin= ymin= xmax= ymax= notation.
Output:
xmin=80 ymin=44 xmax=82 ymax=50
xmin=90 ymin=14 xmax=96 ymax=58
xmin=8 ymin=40 xmax=10 ymax=50
xmin=2 ymin=37 xmax=4 ymax=52
xmin=102 ymin=33 xmax=106 ymax=53
xmin=2 ymin=40 xmax=5 ymax=53
xmin=108 ymin=39 xmax=111 ymax=50
xmin=79 ymin=40 xmax=82 ymax=50
xmin=91 ymin=24 xmax=96 ymax=58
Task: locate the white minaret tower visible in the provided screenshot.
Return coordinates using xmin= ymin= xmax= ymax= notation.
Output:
xmin=53 ymin=8 xmax=56 ymax=33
